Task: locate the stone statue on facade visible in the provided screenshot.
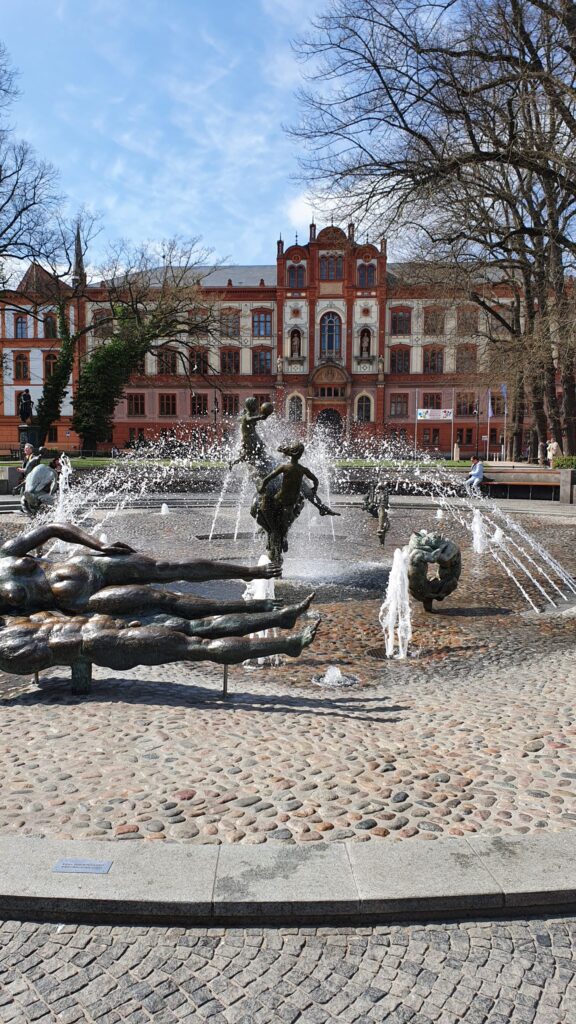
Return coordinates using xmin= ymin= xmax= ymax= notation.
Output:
xmin=406 ymin=529 xmax=462 ymax=612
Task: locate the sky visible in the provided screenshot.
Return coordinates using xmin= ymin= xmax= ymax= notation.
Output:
xmin=1 ymin=0 xmax=328 ymax=268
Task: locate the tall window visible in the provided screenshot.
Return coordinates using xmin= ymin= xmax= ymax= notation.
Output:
xmin=159 ymin=393 xmax=177 ymax=416
xmin=423 ymin=347 xmax=444 ymax=373
xmin=252 ymin=310 xmax=272 ymax=337
xmin=191 ymin=394 xmax=208 ymax=417
xmin=220 ymin=349 xmax=240 ymax=374
xmin=458 ymin=307 xmax=478 ymax=334
xmin=390 ymin=347 xmax=410 ymax=373
xmin=456 ymin=345 xmax=477 ymax=373
xmin=357 ymin=396 xmax=372 ymax=422
xmin=15 ymin=316 xmax=28 ymax=339
xmin=358 ymin=264 xmax=376 ymax=287
xmin=423 ymin=392 xmax=442 ymax=409
xmin=290 ymin=329 xmax=301 ymax=357
xmin=320 ymin=312 xmax=342 ymax=357
xmin=44 ymin=353 xmax=58 ymax=379
xmin=252 ymin=349 xmax=272 ymax=374
xmin=127 ymin=394 xmax=145 ymax=416
xmin=223 ymin=394 xmax=240 ymax=416
xmin=390 ymin=394 xmax=408 ymax=417
xmin=47 ymin=426 xmax=58 ymax=443
xmin=456 ymin=392 xmax=476 ymax=416
xmin=189 ymin=349 xmax=209 ymax=374
xmin=288 ymin=395 xmax=303 ymax=422
xmin=220 ymin=310 xmax=240 ymax=338
xmin=390 ymin=309 xmax=411 ymax=335
xmin=287 ymin=265 xmax=305 ymax=288
xmin=44 ymin=315 xmax=57 ymax=339
xmin=157 ymin=348 xmax=178 ymax=375
xmin=423 ymin=308 xmax=445 ymax=335
xmin=320 ymin=255 xmax=343 ymax=281
xmin=92 ymin=310 xmax=109 ymax=339
xmin=14 ymin=353 xmax=29 ymax=381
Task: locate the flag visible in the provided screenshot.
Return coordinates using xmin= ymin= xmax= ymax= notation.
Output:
xmin=500 ymin=383 xmax=508 ymax=414
xmin=488 ymin=391 xmax=493 ymax=418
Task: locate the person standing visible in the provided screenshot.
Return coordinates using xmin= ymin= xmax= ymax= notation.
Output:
xmin=464 ymin=456 xmax=484 ymax=497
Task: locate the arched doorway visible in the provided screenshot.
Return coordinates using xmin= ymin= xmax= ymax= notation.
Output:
xmin=316 ymin=408 xmax=343 ymax=439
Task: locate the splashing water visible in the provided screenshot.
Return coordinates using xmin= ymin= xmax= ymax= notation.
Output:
xmin=313 ymin=665 xmax=359 ymax=687
xmin=379 ymin=547 xmax=412 ymax=659
xmin=471 ymin=509 xmax=489 ymax=554
xmin=242 ymin=553 xmax=278 ymax=665
xmin=160 ymin=503 xmax=170 ymax=516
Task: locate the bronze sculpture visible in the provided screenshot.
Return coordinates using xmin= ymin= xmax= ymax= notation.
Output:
xmin=363 ymin=479 xmax=390 ymax=546
xmin=253 ymin=442 xmax=338 ymax=564
xmin=406 ymin=529 xmax=461 ymax=612
xmin=229 ymin=397 xmax=274 ymax=473
xmin=0 ymin=522 xmax=319 ymax=675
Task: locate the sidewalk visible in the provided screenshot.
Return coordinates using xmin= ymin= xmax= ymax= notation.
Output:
xmin=0 ymin=833 xmax=574 ymax=925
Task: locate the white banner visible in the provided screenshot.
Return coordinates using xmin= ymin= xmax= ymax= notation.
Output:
xmin=417 ymin=408 xmax=453 ymax=421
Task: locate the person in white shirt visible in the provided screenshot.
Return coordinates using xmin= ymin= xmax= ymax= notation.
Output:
xmin=464 ymin=457 xmax=484 ymax=497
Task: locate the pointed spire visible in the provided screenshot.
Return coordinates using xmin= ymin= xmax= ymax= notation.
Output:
xmin=295 ymin=231 xmax=298 ymax=245
xmin=72 ymin=222 xmax=86 ymax=288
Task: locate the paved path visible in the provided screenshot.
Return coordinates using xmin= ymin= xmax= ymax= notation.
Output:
xmin=1 ymin=915 xmax=575 ymax=1023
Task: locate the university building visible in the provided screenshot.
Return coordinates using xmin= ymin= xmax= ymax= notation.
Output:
xmin=0 ymin=222 xmax=511 ymax=456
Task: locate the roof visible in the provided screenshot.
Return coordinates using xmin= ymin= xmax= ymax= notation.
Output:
xmin=200 ymin=265 xmax=276 ymax=287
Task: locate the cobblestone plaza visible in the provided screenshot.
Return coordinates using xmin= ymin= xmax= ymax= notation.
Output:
xmin=0 ymin=496 xmax=575 ymax=1021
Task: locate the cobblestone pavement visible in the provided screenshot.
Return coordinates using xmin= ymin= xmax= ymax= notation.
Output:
xmin=1 ymin=915 xmax=576 ymax=1023
xmin=0 ymin=504 xmax=574 ymax=846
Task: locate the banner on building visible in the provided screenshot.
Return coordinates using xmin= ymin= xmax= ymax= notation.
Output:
xmin=417 ymin=408 xmax=453 ymax=421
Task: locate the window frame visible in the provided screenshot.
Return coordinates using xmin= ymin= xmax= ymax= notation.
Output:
xmin=390 ymin=346 xmax=410 ymax=374
xmin=14 ymin=352 xmax=30 ymax=382
xmin=252 ymin=310 xmax=272 ymax=338
xmin=356 ymin=395 xmax=372 ymax=422
xmin=220 ymin=348 xmax=241 ymax=374
xmin=127 ymin=393 xmax=146 ymax=417
xmin=191 ymin=393 xmax=209 ymax=417
xmin=156 ymin=348 xmax=179 ymax=376
xmin=252 ymin=348 xmax=272 ymax=375
xmin=15 ymin=316 xmax=28 ymax=340
xmin=390 ymin=393 xmax=409 ymax=418
xmin=423 ymin=346 xmax=445 ymax=374
xmin=390 ymin=308 xmax=411 ymax=336
xmin=455 ymin=344 xmax=478 ymax=374
xmin=159 ymin=393 xmax=177 ymax=417
xmin=287 ymin=265 xmax=305 ymax=288
xmin=320 ymin=312 xmax=342 ymax=357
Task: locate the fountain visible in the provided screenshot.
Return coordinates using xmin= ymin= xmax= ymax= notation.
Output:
xmin=379 ymin=547 xmax=412 ymax=659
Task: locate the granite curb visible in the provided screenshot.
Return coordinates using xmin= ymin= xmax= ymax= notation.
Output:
xmin=0 ymin=833 xmax=573 ymax=925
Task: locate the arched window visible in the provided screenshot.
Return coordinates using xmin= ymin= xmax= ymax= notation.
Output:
xmin=357 ymin=396 xmax=372 ymax=422
xmin=456 ymin=345 xmax=477 ymax=373
xmin=423 ymin=346 xmax=444 ymax=373
xmin=288 ymin=395 xmax=303 ymax=422
xmin=44 ymin=353 xmax=58 ymax=379
xmin=15 ymin=316 xmax=28 ymax=339
xmin=156 ymin=348 xmax=179 ymax=375
xmin=390 ymin=308 xmax=411 ymax=335
xmin=320 ymin=312 xmax=342 ymax=357
xmin=320 ymin=255 xmax=343 ymax=281
xmin=287 ymin=265 xmax=305 ymax=288
xmin=359 ymin=329 xmax=371 ymax=357
xmin=358 ymin=264 xmax=376 ymax=287
xmin=14 ymin=353 xmax=29 ymax=381
xmin=390 ymin=346 xmax=410 ymax=373
xmin=44 ymin=315 xmax=57 ymax=339
xmin=290 ymin=329 xmax=301 ymax=357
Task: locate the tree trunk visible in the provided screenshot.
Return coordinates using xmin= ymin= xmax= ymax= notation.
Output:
xmin=508 ymin=378 xmax=525 ymax=461
xmin=543 ymin=357 xmax=563 ymax=445
xmin=560 ymin=359 xmax=576 ymax=455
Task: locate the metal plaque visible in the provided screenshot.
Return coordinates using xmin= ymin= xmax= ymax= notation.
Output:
xmin=53 ymin=859 xmax=112 ymax=875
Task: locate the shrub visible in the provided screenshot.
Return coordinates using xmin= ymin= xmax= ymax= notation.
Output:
xmin=552 ymin=456 xmax=576 ymax=469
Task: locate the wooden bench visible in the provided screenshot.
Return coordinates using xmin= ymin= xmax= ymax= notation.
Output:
xmin=481 ymin=468 xmax=561 ymax=500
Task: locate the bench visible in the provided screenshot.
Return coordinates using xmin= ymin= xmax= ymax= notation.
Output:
xmin=480 ymin=468 xmax=561 ymax=500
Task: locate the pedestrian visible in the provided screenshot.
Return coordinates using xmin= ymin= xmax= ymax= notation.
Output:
xmin=464 ymin=456 xmax=484 ymax=497
xmin=547 ymin=439 xmax=561 ymax=464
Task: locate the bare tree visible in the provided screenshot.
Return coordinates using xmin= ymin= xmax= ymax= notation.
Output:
xmin=0 ymin=42 xmax=60 ymax=270
xmin=293 ymin=0 xmax=576 ymax=452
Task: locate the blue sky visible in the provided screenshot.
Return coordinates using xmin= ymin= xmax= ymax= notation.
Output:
xmin=2 ymin=0 xmax=328 ymax=266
